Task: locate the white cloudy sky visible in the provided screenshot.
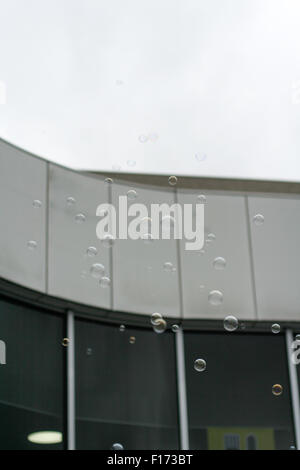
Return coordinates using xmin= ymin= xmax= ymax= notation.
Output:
xmin=0 ymin=0 xmax=300 ymax=181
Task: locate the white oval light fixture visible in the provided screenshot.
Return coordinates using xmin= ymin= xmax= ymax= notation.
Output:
xmin=27 ymin=431 xmax=62 ymax=445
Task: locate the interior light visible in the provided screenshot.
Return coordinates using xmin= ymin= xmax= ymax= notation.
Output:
xmin=27 ymin=431 xmax=62 ymax=445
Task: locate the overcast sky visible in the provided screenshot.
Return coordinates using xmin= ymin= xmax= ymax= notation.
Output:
xmin=0 ymin=0 xmax=300 ymax=181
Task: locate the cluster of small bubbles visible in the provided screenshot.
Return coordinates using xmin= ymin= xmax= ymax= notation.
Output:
xmin=86 ymin=246 xmax=98 ymax=257
xmin=62 ymin=338 xmax=69 ymax=347
xmin=99 ymin=276 xmax=111 ymax=288
xmin=224 ymin=315 xmax=239 ymax=332
xmin=213 ymin=257 xmax=227 ymax=270
xmin=127 ymin=160 xmax=136 ymax=167
xmin=111 ymin=443 xmax=124 ymax=451
xmin=153 ymin=318 xmax=167 ymax=334
xmin=172 ymin=324 xmax=179 ymax=333
xmin=197 ymin=194 xmax=207 ymax=204
xmin=27 ymin=240 xmax=37 ymax=251
xmin=119 ymin=325 xmax=126 ymax=333
xmin=101 ymin=234 xmax=114 ymax=248
xmin=195 ymin=153 xmax=207 ymax=162
xmin=129 ymin=336 xmax=136 ymax=344
xmin=208 ymin=290 xmax=223 ymax=306
xmin=253 ymin=214 xmax=265 ymax=226
xmin=90 ymin=263 xmax=105 ymax=279
xmin=75 ymin=213 xmax=86 ymax=224
xmin=86 ymin=347 xmax=93 ymax=356
xmin=272 ymin=384 xmax=283 ymax=397
xmin=271 ymin=323 xmax=281 ymax=334
xmin=127 ymin=189 xmax=137 ymax=200
xmin=66 ymin=196 xmax=76 ymax=206
xmin=194 ymin=359 xmax=207 ymax=372
xmin=151 ymin=313 xmax=162 ymax=326
xmin=33 ymin=199 xmax=42 ymax=209
xmin=163 ymin=262 xmax=176 ymax=273
xmin=168 ymin=176 xmax=178 ymax=186
xmin=105 ymin=177 xmax=113 ymax=184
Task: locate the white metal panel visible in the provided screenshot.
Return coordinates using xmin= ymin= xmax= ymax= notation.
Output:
xmin=112 ymin=181 xmax=180 ymax=317
xmin=48 ymin=165 xmax=111 ymax=309
xmin=0 ymin=140 xmax=46 ymax=291
xmin=248 ymin=195 xmax=300 ymax=321
xmin=178 ymin=191 xmax=256 ymax=320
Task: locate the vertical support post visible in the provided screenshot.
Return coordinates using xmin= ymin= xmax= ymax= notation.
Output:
xmin=67 ymin=311 xmax=76 ymax=450
xmin=175 ymin=327 xmax=189 ymax=450
xmin=286 ymin=329 xmax=300 ymax=449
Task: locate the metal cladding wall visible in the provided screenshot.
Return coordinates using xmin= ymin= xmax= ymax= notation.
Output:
xmin=1 ymin=138 xmax=300 ymax=321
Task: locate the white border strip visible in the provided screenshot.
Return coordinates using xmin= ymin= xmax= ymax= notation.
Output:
xmin=175 ymin=328 xmax=189 ymax=450
xmin=286 ymin=329 xmax=300 ymax=449
xmin=67 ymin=311 xmax=76 ymax=450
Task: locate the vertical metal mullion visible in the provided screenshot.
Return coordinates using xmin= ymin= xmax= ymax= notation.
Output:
xmin=67 ymin=311 xmax=76 ymax=450
xmin=175 ymin=327 xmax=189 ymax=450
xmin=286 ymin=329 xmax=300 ymax=449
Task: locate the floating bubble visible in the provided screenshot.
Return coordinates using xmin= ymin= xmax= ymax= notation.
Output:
xmin=90 ymin=263 xmax=105 ymax=279
xmin=129 ymin=336 xmax=136 ymax=344
xmin=272 ymin=384 xmax=283 ymax=397
xmin=115 ymin=80 xmax=124 ymax=86
xmin=62 ymin=338 xmax=69 ymax=347
xmin=194 ymin=359 xmax=207 ymax=372
xmin=151 ymin=313 xmax=162 ymax=326
xmin=86 ymin=246 xmax=98 ymax=257
xmin=253 ymin=214 xmax=265 ymax=226
xmin=27 ymin=240 xmax=37 ymax=251
xmin=86 ymin=348 xmax=92 ymax=356
xmin=66 ymin=196 xmax=76 ymax=206
xmin=105 ymin=177 xmax=113 ymax=184
xmin=153 ymin=318 xmax=167 ymax=334
xmin=99 ymin=276 xmax=111 ymax=288
xmin=207 ymin=233 xmax=216 ymax=242
xmin=224 ymin=315 xmax=239 ymax=332
xmin=271 ymin=324 xmax=281 ymax=334
xmin=168 ymin=176 xmax=178 ymax=186
xmin=127 ymin=160 xmax=136 ymax=167
xmin=213 ymin=257 xmax=227 ymax=270
xmin=119 ymin=325 xmax=126 ymax=333
xmin=33 ymin=199 xmax=42 ymax=209
xmin=111 ymin=443 xmax=124 ymax=451
xmin=164 ymin=262 xmax=175 ymax=273
xmin=101 ymin=234 xmax=114 ymax=248
xmin=195 ymin=153 xmax=207 ymax=162
xmin=172 ymin=325 xmax=179 ymax=333
xmin=138 ymin=135 xmax=148 ymax=143
xmin=127 ymin=189 xmax=137 ymax=200
xmin=75 ymin=213 xmax=86 ymax=224
xmin=208 ymin=290 xmax=223 ymax=306
xmin=198 ymin=195 xmax=207 ymax=204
